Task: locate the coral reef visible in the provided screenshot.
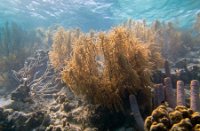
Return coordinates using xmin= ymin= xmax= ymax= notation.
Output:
xmin=0 ymin=49 xmax=139 ymax=131
xmin=144 ymin=105 xmax=200 ymax=131
xmin=2 ymin=18 xmax=200 ymax=130
xmin=0 ymin=50 xmax=86 ymax=130
xmin=0 ymin=107 xmax=49 ymax=131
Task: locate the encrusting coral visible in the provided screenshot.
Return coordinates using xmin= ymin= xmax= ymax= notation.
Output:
xmin=144 ymin=104 xmax=200 ymax=131
xmin=49 ymin=22 xmax=163 ymax=112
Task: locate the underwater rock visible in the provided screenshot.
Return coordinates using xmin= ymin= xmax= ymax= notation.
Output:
xmin=42 ymin=114 xmax=51 ymax=127
xmin=0 ymin=108 xmax=12 ymax=130
xmin=5 ymin=101 xmax=33 ymax=112
xmin=62 ymin=102 xmax=76 ymax=112
xmin=0 ymin=107 xmax=5 ymax=119
xmin=46 ymin=125 xmax=62 ymax=131
xmin=24 ymin=111 xmax=46 ymax=129
xmin=52 ymin=126 xmax=62 ymax=131
xmin=56 ymin=94 xmax=68 ymax=104
xmin=45 ymin=125 xmax=53 ymax=131
xmin=7 ymin=111 xmax=29 ymax=130
xmin=87 ymin=105 xmax=126 ymax=131
xmin=0 ymin=110 xmax=49 ymax=131
xmin=11 ymin=81 xmax=30 ymax=102
xmin=49 ymin=105 xmax=60 ymax=112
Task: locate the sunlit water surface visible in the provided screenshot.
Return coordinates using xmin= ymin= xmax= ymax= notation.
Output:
xmin=0 ymin=0 xmax=200 ymax=31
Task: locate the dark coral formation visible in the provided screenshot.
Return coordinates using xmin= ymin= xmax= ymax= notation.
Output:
xmin=0 ymin=108 xmax=49 ymax=131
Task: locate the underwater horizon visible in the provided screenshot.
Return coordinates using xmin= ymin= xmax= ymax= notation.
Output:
xmin=1 ymin=0 xmax=200 ymax=31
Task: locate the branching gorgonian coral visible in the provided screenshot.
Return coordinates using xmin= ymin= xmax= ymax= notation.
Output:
xmin=50 ymin=25 xmax=162 ymax=111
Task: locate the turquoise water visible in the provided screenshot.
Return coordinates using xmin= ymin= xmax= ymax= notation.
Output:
xmin=0 ymin=0 xmax=200 ymax=31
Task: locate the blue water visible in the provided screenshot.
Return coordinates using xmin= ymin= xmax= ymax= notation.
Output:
xmin=0 ymin=0 xmax=200 ymax=31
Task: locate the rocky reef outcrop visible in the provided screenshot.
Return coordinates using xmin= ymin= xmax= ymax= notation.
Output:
xmin=0 ymin=50 xmax=136 ymax=131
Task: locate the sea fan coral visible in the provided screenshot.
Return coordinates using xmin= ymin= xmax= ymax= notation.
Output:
xmin=49 ymin=28 xmax=80 ymax=70
xmin=50 ymin=25 xmax=163 ymax=112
